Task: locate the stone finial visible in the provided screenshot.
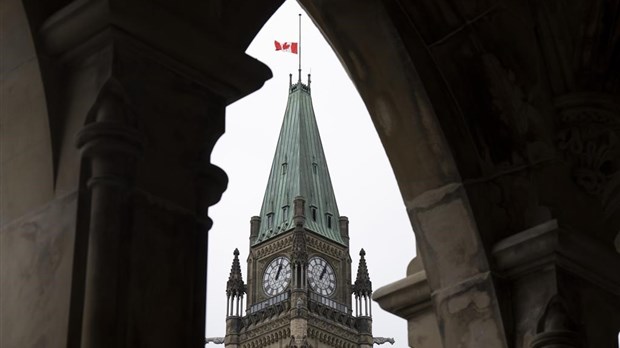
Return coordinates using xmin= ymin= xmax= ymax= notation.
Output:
xmin=226 ymin=249 xmax=245 ymax=296
xmin=250 ymin=216 xmax=261 ymax=240
xmin=353 ymin=248 xmax=372 ymax=296
xmin=339 ymin=216 xmax=349 ymax=243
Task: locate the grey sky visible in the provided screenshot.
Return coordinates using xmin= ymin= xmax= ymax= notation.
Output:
xmin=206 ymin=1 xmax=417 ymax=345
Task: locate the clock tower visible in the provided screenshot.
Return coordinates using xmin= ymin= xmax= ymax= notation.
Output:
xmin=223 ymin=75 xmax=373 ymax=348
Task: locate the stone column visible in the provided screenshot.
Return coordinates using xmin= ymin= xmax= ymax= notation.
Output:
xmin=36 ymin=1 xmax=272 ymax=347
xmin=76 ymin=82 xmax=145 ymax=348
xmin=492 ymin=219 xmax=620 ymax=348
xmin=356 ymin=316 xmax=373 ymax=348
xmin=224 ymin=317 xmax=242 ymax=348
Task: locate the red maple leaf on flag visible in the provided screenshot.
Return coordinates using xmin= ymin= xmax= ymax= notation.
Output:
xmin=274 ymin=41 xmax=298 ymax=54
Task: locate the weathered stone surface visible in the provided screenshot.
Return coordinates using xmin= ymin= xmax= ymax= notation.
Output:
xmin=410 ymin=184 xmax=488 ymax=288
xmin=0 ymin=57 xmax=53 ymax=222
xmin=0 ymin=193 xmax=77 ymax=348
xmin=431 ymin=272 xmax=507 ymax=348
xmin=0 ymin=0 xmax=37 ymax=75
xmin=373 ymin=261 xmax=441 ymax=348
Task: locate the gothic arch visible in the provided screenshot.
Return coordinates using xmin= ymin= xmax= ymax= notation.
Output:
xmin=3 ymin=0 xmax=620 ymax=347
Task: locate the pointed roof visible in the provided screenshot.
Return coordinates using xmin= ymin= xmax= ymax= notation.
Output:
xmin=226 ymin=249 xmax=245 ymax=296
xmin=353 ymin=249 xmax=372 ymax=296
xmin=253 ymin=76 xmax=344 ymax=246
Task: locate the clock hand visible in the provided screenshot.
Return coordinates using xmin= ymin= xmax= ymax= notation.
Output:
xmin=319 ymin=265 xmax=327 ymax=280
xmin=275 ymin=260 xmax=283 ymax=280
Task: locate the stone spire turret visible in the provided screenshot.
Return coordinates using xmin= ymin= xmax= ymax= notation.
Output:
xmin=353 ymin=249 xmax=372 ymax=298
xmin=225 ymin=249 xmax=245 ymax=348
xmin=353 ymin=249 xmax=373 ymax=347
xmin=226 ymin=249 xmax=245 ymax=298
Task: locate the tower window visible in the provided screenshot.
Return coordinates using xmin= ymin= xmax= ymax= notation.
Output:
xmin=312 ymin=163 xmax=318 ymax=175
xmin=282 ymin=206 xmax=289 ymax=221
xmin=267 ymin=213 xmax=274 ymax=228
xmin=311 ymin=207 xmax=317 ymax=222
xmin=326 ymin=214 xmax=332 ymax=229
xmin=282 ymin=163 xmax=287 ymax=175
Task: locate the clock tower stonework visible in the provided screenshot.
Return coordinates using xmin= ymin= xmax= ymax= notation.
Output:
xmin=222 ymin=76 xmax=373 ymax=348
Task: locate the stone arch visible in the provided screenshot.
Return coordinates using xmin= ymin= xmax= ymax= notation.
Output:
xmin=4 ymin=0 xmax=620 ymax=347
xmin=1 ymin=0 xmax=55 ymax=225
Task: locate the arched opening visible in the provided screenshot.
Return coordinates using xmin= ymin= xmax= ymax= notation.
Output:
xmin=207 ymin=1 xmax=414 ymax=343
xmin=3 ymin=0 xmax=619 ymax=347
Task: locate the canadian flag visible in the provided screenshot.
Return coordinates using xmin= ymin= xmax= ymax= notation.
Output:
xmin=274 ymin=41 xmax=298 ymax=54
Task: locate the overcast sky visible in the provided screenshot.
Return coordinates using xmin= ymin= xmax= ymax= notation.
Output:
xmin=206 ymin=1 xmax=417 ymax=345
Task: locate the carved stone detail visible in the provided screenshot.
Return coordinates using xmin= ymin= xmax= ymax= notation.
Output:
xmin=307 ymin=315 xmax=359 ymax=342
xmin=253 ymin=235 xmax=293 ymax=259
xmin=307 ymin=300 xmax=355 ymax=328
xmin=306 ymin=236 xmax=344 ymax=259
xmin=240 ymin=321 xmax=290 ymax=348
xmin=530 ymin=296 xmax=581 ymax=348
xmin=479 ymin=53 xmax=549 ymax=166
xmin=556 ymin=93 xmax=620 ymax=216
xmin=252 ymin=230 xmax=346 ymax=260
xmin=240 ymin=316 xmax=289 ymax=340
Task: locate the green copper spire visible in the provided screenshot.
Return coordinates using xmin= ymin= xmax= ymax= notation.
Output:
xmin=254 ymin=76 xmax=345 ymax=246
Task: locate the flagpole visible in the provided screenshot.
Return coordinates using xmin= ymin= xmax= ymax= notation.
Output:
xmin=298 ymin=13 xmax=302 ymax=83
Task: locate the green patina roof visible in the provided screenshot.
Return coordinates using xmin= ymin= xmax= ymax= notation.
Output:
xmin=253 ymin=78 xmax=345 ymax=246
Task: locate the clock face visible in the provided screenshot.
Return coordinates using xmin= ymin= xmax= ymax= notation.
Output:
xmin=263 ymin=256 xmax=292 ymax=296
xmin=307 ymin=256 xmax=336 ymax=296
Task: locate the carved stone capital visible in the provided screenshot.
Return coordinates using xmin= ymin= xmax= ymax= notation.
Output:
xmin=76 ymin=81 xmax=145 ymax=193
xmin=76 ymin=82 xmax=145 ymax=160
xmin=530 ymin=296 xmax=581 ymax=348
xmin=555 ymin=93 xmax=620 ymax=212
xmin=76 ymin=121 xmax=144 ymax=159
